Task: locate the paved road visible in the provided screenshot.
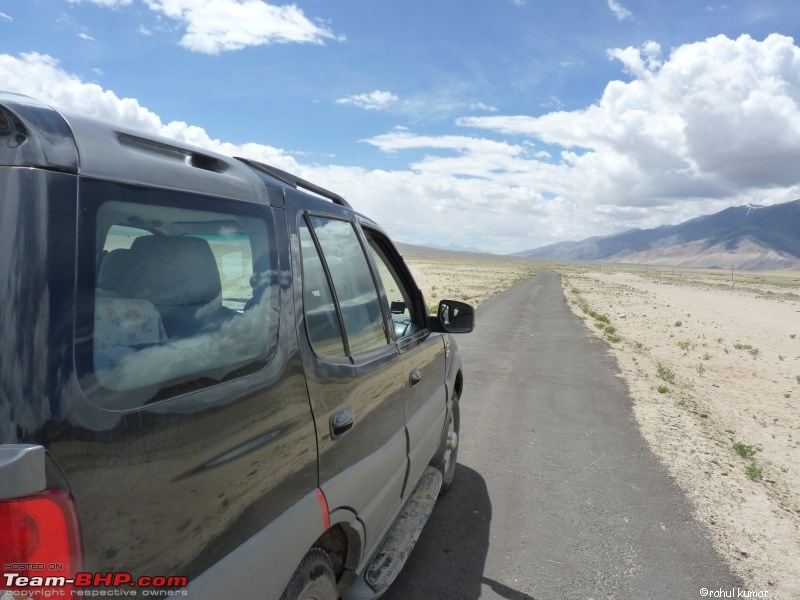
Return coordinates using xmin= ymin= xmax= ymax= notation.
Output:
xmin=385 ymin=270 xmax=740 ymax=600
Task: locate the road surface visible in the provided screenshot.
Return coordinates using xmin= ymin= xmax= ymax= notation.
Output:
xmin=385 ymin=270 xmax=740 ymax=600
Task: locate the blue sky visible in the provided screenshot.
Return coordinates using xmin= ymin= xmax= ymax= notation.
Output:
xmin=3 ymin=1 xmax=800 ymax=253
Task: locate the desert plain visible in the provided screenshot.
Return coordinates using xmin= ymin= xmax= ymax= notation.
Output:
xmin=402 ymin=245 xmax=800 ymax=599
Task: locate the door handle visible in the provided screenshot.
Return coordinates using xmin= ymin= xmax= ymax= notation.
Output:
xmin=330 ymin=407 xmax=355 ymax=439
xmin=409 ymin=369 xmax=422 ymax=386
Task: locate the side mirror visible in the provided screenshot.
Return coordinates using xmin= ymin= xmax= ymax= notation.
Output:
xmin=433 ymin=300 xmax=474 ymax=334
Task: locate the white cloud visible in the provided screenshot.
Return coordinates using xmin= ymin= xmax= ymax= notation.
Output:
xmin=142 ymin=0 xmax=340 ymax=54
xmin=458 ymin=34 xmax=800 ymax=215
xmin=607 ymin=0 xmax=632 ymax=21
xmin=0 ymin=52 xmax=297 ymax=167
xmin=0 ymin=12 xmax=12 ymax=21
xmin=471 ymin=102 xmax=498 ymax=112
xmin=365 ymin=131 xmax=522 ymax=159
xmin=5 ymin=35 xmax=800 ymax=253
xmin=138 ymin=25 xmax=152 ymax=36
xmin=78 ymin=32 xmax=95 ymax=41
xmin=336 ymin=90 xmax=398 ymax=111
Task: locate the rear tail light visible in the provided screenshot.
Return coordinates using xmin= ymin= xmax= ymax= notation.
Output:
xmin=0 ymin=489 xmax=82 ymax=598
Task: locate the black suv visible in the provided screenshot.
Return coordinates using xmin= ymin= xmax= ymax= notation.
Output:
xmin=0 ymin=92 xmax=473 ymax=600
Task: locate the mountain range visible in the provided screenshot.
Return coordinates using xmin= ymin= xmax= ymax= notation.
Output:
xmin=516 ymin=200 xmax=800 ymax=270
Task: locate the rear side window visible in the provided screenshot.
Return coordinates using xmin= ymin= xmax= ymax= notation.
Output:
xmin=300 ymin=215 xmax=388 ymax=357
xmin=76 ymin=179 xmax=278 ymax=409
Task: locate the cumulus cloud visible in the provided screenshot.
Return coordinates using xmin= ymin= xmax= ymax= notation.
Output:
xmin=0 ymin=52 xmax=299 ymax=169
xmin=142 ymin=0 xmax=340 ymax=53
xmin=459 ymin=34 xmax=800 ymax=213
xmin=5 ymin=35 xmax=800 ymax=252
xmin=336 ymin=90 xmax=398 ymax=111
xmin=607 ymin=0 xmax=632 ymax=21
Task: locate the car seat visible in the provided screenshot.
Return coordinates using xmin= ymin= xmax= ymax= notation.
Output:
xmin=116 ymin=235 xmax=237 ymax=338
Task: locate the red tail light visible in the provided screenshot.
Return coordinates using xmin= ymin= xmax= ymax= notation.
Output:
xmin=0 ymin=489 xmax=82 ymax=597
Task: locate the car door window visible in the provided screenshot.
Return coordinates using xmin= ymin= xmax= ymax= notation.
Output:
xmin=302 ymin=215 xmax=388 ymax=356
xmin=364 ymin=232 xmax=423 ymax=340
xmin=299 ymin=220 xmax=347 ymax=357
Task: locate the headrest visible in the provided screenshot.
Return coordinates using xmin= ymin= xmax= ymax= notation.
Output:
xmin=97 ymin=248 xmax=130 ymax=290
xmin=117 ymin=235 xmax=222 ymax=306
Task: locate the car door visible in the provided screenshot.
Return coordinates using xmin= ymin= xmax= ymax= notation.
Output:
xmin=290 ymin=202 xmax=407 ymax=553
xmin=360 ymin=225 xmax=448 ymax=499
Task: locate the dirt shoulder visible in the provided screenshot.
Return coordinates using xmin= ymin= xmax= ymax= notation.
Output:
xmin=556 ymin=265 xmax=800 ymax=599
xmin=399 ymin=244 xmax=536 ymax=311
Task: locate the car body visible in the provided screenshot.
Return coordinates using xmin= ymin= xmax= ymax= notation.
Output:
xmin=0 ymin=92 xmax=473 ymax=600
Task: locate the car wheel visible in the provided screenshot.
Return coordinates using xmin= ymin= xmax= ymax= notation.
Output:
xmin=439 ymin=393 xmax=460 ymax=493
xmin=280 ymin=548 xmax=338 ymax=600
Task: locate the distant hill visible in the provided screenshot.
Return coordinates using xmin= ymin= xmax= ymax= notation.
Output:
xmin=516 ymin=200 xmax=800 ymax=270
xmin=422 ymin=242 xmax=488 ymax=254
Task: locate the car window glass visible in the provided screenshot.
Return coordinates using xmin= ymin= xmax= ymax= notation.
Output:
xmin=77 ymin=180 xmax=277 ymax=409
xmin=308 ymin=216 xmax=388 ymax=355
xmin=103 ymin=224 xmax=151 ymax=250
xmin=365 ymin=234 xmax=422 ymax=339
xmin=299 ymin=220 xmax=347 ymax=357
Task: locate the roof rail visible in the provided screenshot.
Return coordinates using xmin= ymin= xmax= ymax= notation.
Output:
xmin=235 ymin=157 xmax=351 ymax=209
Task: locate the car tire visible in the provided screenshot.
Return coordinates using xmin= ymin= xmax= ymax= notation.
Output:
xmin=279 ymin=548 xmax=338 ymax=600
xmin=439 ymin=392 xmax=460 ymax=493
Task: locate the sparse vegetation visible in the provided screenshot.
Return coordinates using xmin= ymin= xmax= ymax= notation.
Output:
xmin=702 ymin=353 xmax=712 ymax=361
xmin=674 ymin=320 xmax=682 ymax=327
xmin=656 ymin=363 xmax=675 ymax=384
xmin=657 ymin=385 xmax=669 ymax=394
xmin=678 ymin=340 xmax=693 ymax=351
xmin=732 ymin=343 xmax=760 ymax=358
xmin=588 ymin=310 xmax=610 ymax=323
xmin=696 ymin=364 xmax=706 ymax=376
xmin=745 ymin=462 xmax=763 ymax=481
xmin=733 ymin=442 xmax=756 ymax=459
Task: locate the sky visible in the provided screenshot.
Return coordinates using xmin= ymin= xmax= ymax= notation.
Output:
xmin=3 ymin=1 xmax=800 ymax=253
